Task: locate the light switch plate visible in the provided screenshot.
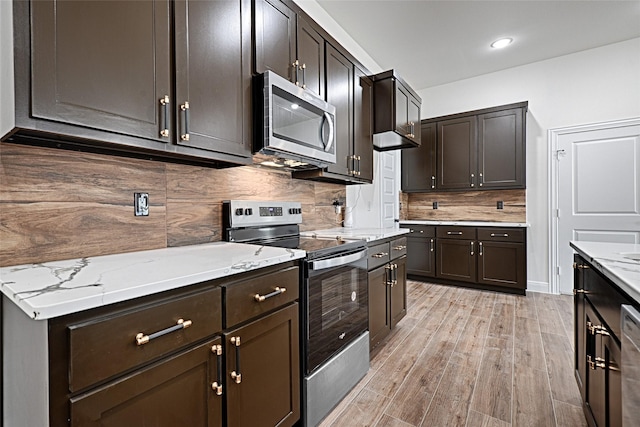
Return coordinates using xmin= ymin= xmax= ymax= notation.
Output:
xmin=134 ymin=193 xmax=149 ymax=216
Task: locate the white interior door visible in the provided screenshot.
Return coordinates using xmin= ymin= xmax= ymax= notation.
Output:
xmin=555 ymin=120 xmax=640 ymax=294
xmin=381 ymin=151 xmax=397 ymax=228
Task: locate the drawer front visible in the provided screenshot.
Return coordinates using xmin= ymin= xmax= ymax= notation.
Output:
xmin=477 ymin=227 xmax=525 ymax=243
xmin=69 ymin=286 xmax=222 ymax=392
xmin=585 ymin=265 xmax=631 ymax=340
xmin=401 ymin=225 xmax=435 ymax=238
xmin=390 ymin=237 xmax=407 ymax=260
xmin=368 ymin=242 xmax=390 ymax=270
xmin=224 ymin=266 xmax=299 ymax=328
xmin=436 ymin=226 xmax=476 ymax=240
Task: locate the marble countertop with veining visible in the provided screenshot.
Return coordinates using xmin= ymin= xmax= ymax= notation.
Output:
xmin=301 ymin=227 xmax=410 ymax=242
xmin=570 ymin=241 xmax=640 ymax=304
xmin=400 ymin=220 xmax=529 ymax=227
xmin=0 ymin=242 xmax=305 ymax=320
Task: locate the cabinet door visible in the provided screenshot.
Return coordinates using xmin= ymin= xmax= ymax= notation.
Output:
xmin=394 ymin=83 xmax=410 ymax=138
xmin=574 ymin=255 xmax=588 ymax=401
xmin=477 ymin=241 xmax=526 ymax=290
xmin=477 ymin=108 xmax=525 ymax=189
xmin=405 ymin=235 xmax=436 ymax=277
xmin=325 ymin=45 xmax=354 ymax=177
xmin=368 ymin=266 xmax=391 ymax=349
xmin=436 ymin=239 xmax=476 ymax=283
xmin=437 ymin=116 xmax=477 ymax=190
xmin=585 ymin=302 xmax=606 ymax=427
xmin=390 ymin=256 xmax=407 ymax=328
xmin=174 ymin=0 xmax=251 ymax=158
xmin=225 ymin=303 xmax=300 ymax=427
xmin=296 ymin=16 xmax=324 ymax=98
xmin=70 ymin=337 xmax=223 ymax=427
xmin=31 ymin=0 xmax=171 ymax=142
xmin=253 ymin=0 xmax=296 ymax=81
xmin=407 ymin=94 xmax=422 ymax=145
xmin=354 ymin=66 xmax=374 ymax=182
xmin=605 ymin=334 xmax=622 ymax=427
xmin=402 ymin=122 xmax=436 ymax=191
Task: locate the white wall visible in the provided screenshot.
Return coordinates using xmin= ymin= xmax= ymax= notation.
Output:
xmin=417 ymin=38 xmax=640 ymax=292
xmin=0 ymin=0 xmax=15 ymax=139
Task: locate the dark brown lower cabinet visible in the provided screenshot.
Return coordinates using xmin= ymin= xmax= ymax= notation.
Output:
xmin=71 ymin=337 xmax=223 ymax=426
xmin=574 ymin=255 xmax=627 ymax=427
xmin=402 ymin=225 xmax=436 ymax=278
xmin=367 ymin=238 xmax=407 ymax=350
xmin=477 ymin=241 xmax=526 ymax=290
xmin=224 ymin=303 xmax=300 ymax=427
xmin=436 ymin=238 xmax=476 ymax=283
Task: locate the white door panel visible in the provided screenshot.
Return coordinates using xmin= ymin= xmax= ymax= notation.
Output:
xmin=381 ymin=151 xmax=397 ymax=229
xmin=556 ymin=121 xmax=640 ymax=294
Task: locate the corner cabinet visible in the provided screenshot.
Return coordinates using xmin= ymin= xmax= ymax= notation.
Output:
xmin=10 ymin=0 xmax=252 ymax=166
xmin=401 ymin=102 xmax=527 ymax=192
xmin=573 ymin=255 xmax=627 ymax=427
xmin=30 ymin=262 xmax=301 ymax=427
xmin=367 ymin=237 xmax=407 ymax=350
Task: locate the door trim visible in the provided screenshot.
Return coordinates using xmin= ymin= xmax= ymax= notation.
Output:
xmin=548 ymin=117 xmax=640 ymax=295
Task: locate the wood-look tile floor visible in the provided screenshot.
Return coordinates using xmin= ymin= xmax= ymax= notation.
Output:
xmin=318 ymin=281 xmax=587 ymax=427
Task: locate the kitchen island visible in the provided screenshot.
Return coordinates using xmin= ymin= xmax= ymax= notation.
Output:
xmin=570 ymin=241 xmax=640 ymax=427
xmin=1 ymin=243 xmax=305 ymax=427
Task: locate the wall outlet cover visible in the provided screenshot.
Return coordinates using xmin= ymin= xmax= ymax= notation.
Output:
xmin=134 ymin=193 xmax=149 ymax=216
xmin=433 ymin=201 xmax=438 ymax=209
xmin=497 ymin=201 xmax=504 ymax=210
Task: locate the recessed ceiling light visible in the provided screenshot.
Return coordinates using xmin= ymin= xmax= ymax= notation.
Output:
xmin=491 ymin=38 xmax=513 ymax=49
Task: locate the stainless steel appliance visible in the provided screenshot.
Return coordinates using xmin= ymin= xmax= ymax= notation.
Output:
xmin=253 ymin=71 xmax=336 ymax=169
xmin=621 ymin=305 xmax=640 ymax=426
xmin=223 ymin=200 xmax=369 ymax=426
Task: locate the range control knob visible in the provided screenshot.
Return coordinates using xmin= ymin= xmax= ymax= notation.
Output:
xmin=235 ymin=208 xmax=243 ymax=216
xmin=297 ymin=208 xmax=302 ymax=214
xmin=245 ymin=208 xmax=253 ymax=215
xmin=289 ymin=208 xmax=296 ymax=214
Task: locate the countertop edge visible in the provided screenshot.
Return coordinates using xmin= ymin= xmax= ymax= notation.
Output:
xmin=399 ymin=220 xmax=529 ymax=227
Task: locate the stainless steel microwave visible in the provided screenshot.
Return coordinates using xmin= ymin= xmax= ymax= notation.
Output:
xmin=254 ymin=71 xmax=336 ymax=169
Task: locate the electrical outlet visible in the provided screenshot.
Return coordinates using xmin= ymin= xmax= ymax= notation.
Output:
xmin=497 ymin=201 xmax=504 ymax=210
xmin=134 ymin=193 xmax=149 ymax=216
xmin=433 ymin=201 xmax=438 ymax=210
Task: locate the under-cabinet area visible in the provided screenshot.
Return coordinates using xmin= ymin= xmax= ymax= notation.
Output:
xmin=400 ymin=223 xmax=527 ymax=294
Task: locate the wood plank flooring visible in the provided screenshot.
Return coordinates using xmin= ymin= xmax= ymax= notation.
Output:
xmin=319 ymin=281 xmax=586 ymax=427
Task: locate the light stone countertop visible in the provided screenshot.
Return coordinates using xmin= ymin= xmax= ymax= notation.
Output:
xmin=570 ymin=241 xmax=640 ymax=304
xmin=301 ymin=227 xmax=409 ymax=242
xmin=0 ymin=242 xmax=305 ymax=320
xmin=400 ymin=220 xmax=529 ymax=227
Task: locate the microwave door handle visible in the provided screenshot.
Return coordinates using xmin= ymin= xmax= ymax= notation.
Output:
xmin=322 ymin=112 xmax=335 ymax=153
xmin=309 ymin=249 xmax=367 ymax=271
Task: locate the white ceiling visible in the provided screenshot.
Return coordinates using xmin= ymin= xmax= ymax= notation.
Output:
xmin=315 ymin=0 xmax=640 ymax=91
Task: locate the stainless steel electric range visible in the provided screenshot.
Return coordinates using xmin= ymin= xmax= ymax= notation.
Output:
xmin=223 ymin=200 xmax=370 ymax=426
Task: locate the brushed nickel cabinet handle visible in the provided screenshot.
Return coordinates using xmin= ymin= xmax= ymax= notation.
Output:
xmin=490 ymin=233 xmax=509 ymax=237
xmin=430 ymin=238 xmax=434 ymax=252
xmin=159 ymin=95 xmax=169 ymax=138
xmin=479 ymin=172 xmax=484 ymax=187
xmin=254 ymin=287 xmax=286 ymax=302
xmin=479 ymin=242 xmax=483 ymax=256
xmin=470 ymin=241 xmax=474 ymax=256
xmin=431 ymin=176 xmax=435 ymax=189
xmin=447 ymin=231 xmax=463 ymax=235
xmin=301 ymin=62 xmax=306 ymax=89
xmin=292 ymin=60 xmax=300 ymax=85
xmin=135 ymin=318 xmax=192 ymax=346
xmin=230 ymin=336 xmax=242 ymax=384
xmin=372 ymin=252 xmax=388 ymax=258
xmin=470 ymin=173 xmax=475 ymax=187
xmin=393 ymin=245 xmax=406 ymax=251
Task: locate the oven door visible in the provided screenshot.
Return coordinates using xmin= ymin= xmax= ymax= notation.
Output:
xmin=304 ymin=248 xmax=368 ymax=374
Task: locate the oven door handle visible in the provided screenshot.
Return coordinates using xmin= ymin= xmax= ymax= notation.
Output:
xmin=309 ymin=249 xmax=368 ymax=271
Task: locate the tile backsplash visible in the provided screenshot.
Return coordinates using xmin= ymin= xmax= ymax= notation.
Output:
xmin=0 ymin=143 xmax=345 ymax=267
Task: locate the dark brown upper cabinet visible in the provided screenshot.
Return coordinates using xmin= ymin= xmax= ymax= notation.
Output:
xmin=253 ymin=0 xmax=324 ymax=98
xmin=401 ymin=122 xmax=436 ymax=192
xmin=293 ymin=48 xmax=373 ymax=184
xmin=371 ymin=70 xmax=422 ymax=151
xmin=10 ymin=0 xmax=252 ymax=166
xmin=402 ymin=101 xmax=527 ymax=192
xmin=437 ymin=116 xmax=478 ymax=190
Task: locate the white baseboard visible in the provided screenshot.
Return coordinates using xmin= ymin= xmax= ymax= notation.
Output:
xmin=527 ymin=280 xmax=552 ymax=294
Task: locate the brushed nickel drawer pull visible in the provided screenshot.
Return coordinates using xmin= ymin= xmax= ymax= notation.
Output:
xmin=430 ymin=238 xmax=434 ymax=252
xmin=447 ymin=231 xmax=463 ymax=235
xmin=573 ymin=289 xmax=587 ymax=295
xmin=490 ymin=233 xmax=509 ymax=237
xmin=479 ymin=242 xmax=483 ymax=256
xmin=230 ymin=336 xmax=242 ymax=384
xmin=135 ymin=318 xmax=192 ymax=346
xmin=180 ymin=101 xmax=190 ymax=141
xmin=254 ymin=287 xmax=286 ymax=302
xmin=470 ymin=241 xmax=474 ymax=256
xmin=159 ymin=95 xmax=170 ymax=138
xmin=372 ymin=252 xmax=388 ymax=258
xmin=393 ymin=245 xmax=406 ymax=251
xmin=211 ymin=344 xmax=223 ymax=396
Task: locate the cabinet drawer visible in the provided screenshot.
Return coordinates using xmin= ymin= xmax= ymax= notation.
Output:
xmin=68 ymin=286 xmax=222 ymax=392
xmin=368 ymin=242 xmax=390 ymax=270
xmin=585 ymin=265 xmax=632 ymax=339
xmin=390 ymin=237 xmax=407 ymax=260
xmin=224 ymin=266 xmax=299 ymax=328
xmin=401 ymin=225 xmax=435 ymax=238
xmin=437 ymin=226 xmax=476 ymax=240
xmin=477 ymin=227 xmax=524 ymax=243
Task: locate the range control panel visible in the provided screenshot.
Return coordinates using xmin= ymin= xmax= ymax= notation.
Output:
xmin=224 ymin=200 xmax=302 ymax=228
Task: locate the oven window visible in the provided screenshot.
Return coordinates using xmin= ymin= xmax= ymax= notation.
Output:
xmin=321 ymin=269 xmax=360 ymax=329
